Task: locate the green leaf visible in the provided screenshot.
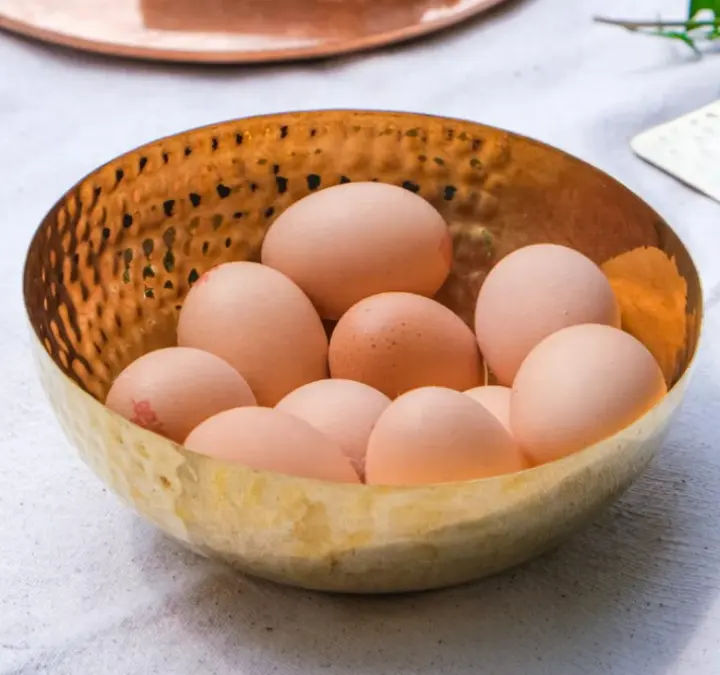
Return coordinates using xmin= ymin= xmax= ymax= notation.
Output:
xmin=657 ymin=29 xmax=701 ymax=53
xmin=594 ymin=3 xmax=720 ymax=52
xmin=689 ymin=0 xmax=720 ymax=19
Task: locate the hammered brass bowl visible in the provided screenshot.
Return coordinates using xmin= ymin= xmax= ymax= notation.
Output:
xmin=23 ymin=110 xmax=701 ymax=593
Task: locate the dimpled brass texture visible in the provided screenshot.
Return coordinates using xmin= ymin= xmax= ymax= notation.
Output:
xmin=23 ymin=110 xmax=702 ymax=593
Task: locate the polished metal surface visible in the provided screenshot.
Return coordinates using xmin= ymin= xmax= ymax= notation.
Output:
xmin=23 ymin=110 xmax=701 ymax=593
xmin=0 ymin=0 xmax=510 ymax=63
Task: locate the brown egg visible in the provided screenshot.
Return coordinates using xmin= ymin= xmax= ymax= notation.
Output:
xmin=475 ymin=244 xmax=621 ymax=385
xmin=177 ymin=262 xmax=328 ymax=406
xmin=276 ymin=379 xmax=391 ymax=479
xmin=184 ymin=407 xmax=360 ymax=483
xmin=511 ymin=323 xmax=667 ymax=465
xmin=464 ymin=386 xmax=513 ymax=435
xmin=366 ymin=387 xmax=527 ymax=486
xmin=105 ymin=347 xmax=256 ymax=443
xmin=329 ymin=292 xmax=482 ymax=399
xmin=261 ymin=182 xmax=453 ymax=320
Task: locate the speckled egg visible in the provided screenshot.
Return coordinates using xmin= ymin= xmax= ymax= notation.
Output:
xmin=329 ymin=292 xmax=482 ymax=399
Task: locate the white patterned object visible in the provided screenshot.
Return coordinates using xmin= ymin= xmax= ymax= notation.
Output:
xmin=632 ymin=100 xmax=720 ymax=203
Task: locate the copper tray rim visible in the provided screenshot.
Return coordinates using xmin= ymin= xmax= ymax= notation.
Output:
xmin=0 ymin=0 xmax=511 ymax=64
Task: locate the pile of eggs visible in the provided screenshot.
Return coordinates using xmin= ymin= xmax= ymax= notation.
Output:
xmin=106 ymin=182 xmax=667 ymax=486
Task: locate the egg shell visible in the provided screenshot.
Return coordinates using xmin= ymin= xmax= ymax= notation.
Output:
xmin=276 ymin=379 xmax=391 ymax=479
xmin=177 ymin=261 xmax=328 ymax=407
xmin=184 ymin=407 xmax=360 ymax=483
xmin=464 ymin=386 xmax=513 ymax=434
xmin=511 ymin=323 xmax=667 ymax=465
xmin=365 ymin=387 xmax=527 ymax=486
xmin=105 ymin=347 xmax=256 ymax=443
xmin=329 ymin=292 xmax=482 ymax=399
xmin=261 ymin=182 xmax=453 ymax=320
xmin=474 ymin=244 xmax=621 ymax=385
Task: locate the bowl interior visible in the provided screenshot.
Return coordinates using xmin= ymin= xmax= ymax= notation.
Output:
xmin=23 ymin=110 xmax=701 ymax=405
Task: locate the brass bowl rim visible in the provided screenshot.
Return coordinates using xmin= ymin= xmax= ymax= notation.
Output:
xmin=23 ymin=108 xmax=705 ymax=492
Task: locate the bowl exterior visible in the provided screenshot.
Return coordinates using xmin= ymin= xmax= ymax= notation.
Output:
xmin=32 ymin=331 xmax=690 ymax=593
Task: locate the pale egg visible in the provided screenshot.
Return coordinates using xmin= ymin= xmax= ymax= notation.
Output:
xmin=177 ymin=262 xmax=328 ymax=406
xmin=184 ymin=407 xmax=360 ymax=483
xmin=276 ymin=379 xmax=390 ymax=480
xmin=511 ymin=323 xmax=667 ymax=465
xmin=105 ymin=347 xmax=256 ymax=443
xmin=261 ymin=182 xmax=453 ymax=319
xmin=365 ymin=387 xmax=527 ymax=485
xmin=475 ymin=244 xmax=621 ymax=385
xmin=464 ymin=386 xmax=513 ymax=435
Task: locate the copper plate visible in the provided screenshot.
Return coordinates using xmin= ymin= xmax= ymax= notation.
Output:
xmin=0 ymin=0 xmax=511 ymax=64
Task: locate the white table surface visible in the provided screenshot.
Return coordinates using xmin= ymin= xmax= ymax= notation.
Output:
xmin=2 ymin=1 xmax=720 ymax=673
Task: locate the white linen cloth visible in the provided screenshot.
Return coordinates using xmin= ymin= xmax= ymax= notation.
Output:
xmin=2 ymin=1 xmax=720 ymax=673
